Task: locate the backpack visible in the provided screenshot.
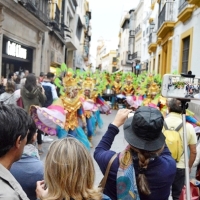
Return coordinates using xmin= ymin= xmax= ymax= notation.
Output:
xmin=42 ymin=85 xmax=53 ymax=107
xmin=136 ymin=65 xmax=140 ymax=70
xmin=163 ymin=121 xmax=183 ymax=162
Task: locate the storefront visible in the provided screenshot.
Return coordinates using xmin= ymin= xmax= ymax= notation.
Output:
xmin=2 ymin=37 xmax=33 ymax=78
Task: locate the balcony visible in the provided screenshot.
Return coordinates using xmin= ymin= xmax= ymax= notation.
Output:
xmin=129 ymin=30 xmax=135 ymax=38
xmin=129 ymin=51 xmax=141 ymax=61
xmin=178 ymin=1 xmax=194 ymax=23
xmin=19 ymin=0 xmax=49 ymax=25
xmin=157 ymin=2 xmax=175 ymax=39
xmin=187 ymin=0 xmax=200 ymax=7
xmin=148 ymin=33 xmax=157 ymax=53
xmin=135 ymin=24 xmax=141 ymax=35
xmin=112 ymin=57 xmax=117 ymax=66
xmin=151 ymin=0 xmax=157 ymax=10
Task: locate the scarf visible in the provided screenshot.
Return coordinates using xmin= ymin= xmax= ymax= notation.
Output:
xmin=117 ymin=145 xmax=140 ymax=200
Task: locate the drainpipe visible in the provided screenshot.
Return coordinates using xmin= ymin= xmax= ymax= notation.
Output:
xmin=40 ymin=33 xmax=45 ymax=73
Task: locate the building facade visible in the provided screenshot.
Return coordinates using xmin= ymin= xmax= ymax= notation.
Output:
xmin=0 ymin=0 xmax=49 ymax=77
xmin=148 ymin=0 xmax=200 ymax=76
xmin=0 ymin=0 xmax=92 ymax=78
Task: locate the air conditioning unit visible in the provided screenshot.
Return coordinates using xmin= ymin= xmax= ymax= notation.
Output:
xmin=51 ymin=50 xmax=62 ymax=66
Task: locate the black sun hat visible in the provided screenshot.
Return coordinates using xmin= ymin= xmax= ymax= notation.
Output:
xmin=123 ymin=106 xmax=165 ymax=151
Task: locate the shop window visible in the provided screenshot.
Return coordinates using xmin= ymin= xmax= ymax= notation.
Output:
xmin=181 ymin=36 xmax=190 ymax=73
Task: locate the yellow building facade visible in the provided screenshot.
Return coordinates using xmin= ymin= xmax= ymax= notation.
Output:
xmin=148 ymin=0 xmax=200 ymax=76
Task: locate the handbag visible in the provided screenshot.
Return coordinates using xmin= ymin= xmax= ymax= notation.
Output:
xmin=179 ymin=181 xmax=199 ymax=200
xmin=98 ymin=153 xmax=118 ymax=189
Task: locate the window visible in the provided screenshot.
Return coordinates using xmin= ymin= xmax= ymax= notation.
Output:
xmin=181 ymin=36 xmax=190 ymax=73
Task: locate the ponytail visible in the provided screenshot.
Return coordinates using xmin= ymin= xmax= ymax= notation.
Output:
xmin=131 ymin=145 xmax=164 ymax=195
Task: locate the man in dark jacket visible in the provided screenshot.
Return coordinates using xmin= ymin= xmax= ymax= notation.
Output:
xmin=41 ymin=72 xmax=58 ymax=107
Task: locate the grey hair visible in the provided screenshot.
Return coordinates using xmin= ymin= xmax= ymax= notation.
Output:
xmin=167 ymin=98 xmax=182 ymax=114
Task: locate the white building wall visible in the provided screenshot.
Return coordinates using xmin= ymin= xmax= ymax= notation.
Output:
xmin=171 ymin=7 xmax=200 ymax=76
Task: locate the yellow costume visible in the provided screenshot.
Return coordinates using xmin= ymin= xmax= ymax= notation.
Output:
xmin=61 ymin=72 xmax=85 ymax=131
xmin=112 ymin=74 xmax=122 ymax=94
xmin=123 ymin=75 xmax=135 ymax=96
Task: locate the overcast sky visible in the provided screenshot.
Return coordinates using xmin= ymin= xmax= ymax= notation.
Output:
xmin=88 ymin=0 xmax=140 ymax=65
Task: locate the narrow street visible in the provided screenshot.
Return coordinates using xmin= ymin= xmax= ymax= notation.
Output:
xmin=41 ymin=109 xmax=196 ymax=192
xmin=41 ymin=110 xmax=128 ymax=185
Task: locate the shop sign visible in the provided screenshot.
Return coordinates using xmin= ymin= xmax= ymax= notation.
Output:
xmin=6 ymin=41 xmax=27 ymax=59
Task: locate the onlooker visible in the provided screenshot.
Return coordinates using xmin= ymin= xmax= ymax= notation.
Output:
xmin=10 ymin=120 xmax=44 ymax=200
xmin=0 ymin=76 xmax=5 ymax=95
xmin=0 ymin=81 xmax=19 ymax=105
xmin=8 ymin=72 xmax=17 ymax=82
xmin=21 ymin=74 xmax=46 ymax=154
xmin=41 ymin=72 xmax=58 ymax=107
xmin=39 ymin=72 xmax=45 ymax=83
xmin=21 ymin=74 xmax=46 ymax=113
xmin=165 ymin=98 xmax=197 ymax=200
xmin=21 ymin=70 xmax=29 ymax=85
xmin=15 ymin=75 xmax=22 ymax=90
xmin=36 ymin=138 xmax=102 ymax=200
xmin=0 ymin=104 xmax=32 ymax=200
xmin=94 ymin=107 xmax=176 ymax=200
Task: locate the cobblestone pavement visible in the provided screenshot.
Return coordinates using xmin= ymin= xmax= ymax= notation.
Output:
xmin=40 ymin=110 xmax=197 ymax=200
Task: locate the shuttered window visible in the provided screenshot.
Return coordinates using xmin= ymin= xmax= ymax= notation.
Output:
xmin=182 ymin=36 xmax=190 ymax=74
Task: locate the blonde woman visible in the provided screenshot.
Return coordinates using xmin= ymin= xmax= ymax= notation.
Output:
xmin=36 ymin=138 xmax=102 ymax=200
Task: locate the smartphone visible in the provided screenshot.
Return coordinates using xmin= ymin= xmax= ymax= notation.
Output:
xmin=161 ymin=74 xmax=200 ymax=100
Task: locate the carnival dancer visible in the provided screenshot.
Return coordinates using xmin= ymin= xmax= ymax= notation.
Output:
xmin=60 ymin=72 xmax=90 ymax=150
xmin=111 ymin=74 xmax=123 ymax=109
xmin=81 ymin=77 xmax=98 ymax=147
xmin=123 ymin=74 xmax=135 ymax=109
xmin=30 ymin=71 xmax=90 ymax=151
xmin=143 ymin=82 xmax=160 ymax=109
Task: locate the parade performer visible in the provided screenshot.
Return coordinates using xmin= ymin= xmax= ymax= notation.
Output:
xmin=123 ymin=74 xmax=136 ymax=109
xmin=111 ymin=74 xmax=123 ymax=109
xmin=81 ymin=77 xmax=97 ymax=147
xmin=30 ymin=71 xmax=90 ymax=150
xmin=143 ymin=82 xmax=160 ymax=109
xmin=123 ymin=75 xmax=135 ymax=96
xmin=60 ymin=71 xmax=90 ymax=150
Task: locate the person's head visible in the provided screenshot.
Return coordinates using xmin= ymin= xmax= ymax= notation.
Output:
xmin=8 ymin=72 xmax=17 ymax=81
xmin=15 ymin=75 xmax=21 ymax=84
xmin=40 ymin=72 xmax=45 ymax=78
xmin=72 ymin=88 xmax=78 ymax=97
xmin=44 ymin=138 xmax=101 ymax=200
xmin=166 ymin=98 xmax=182 ymax=114
xmin=84 ymin=89 xmax=91 ymax=97
xmin=26 ymin=120 xmax=37 ymax=144
xmin=123 ymin=106 xmax=165 ymax=195
xmin=24 ymin=70 xmax=29 ymax=77
xmin=0 ymin=104 xmax=33 ymax=167
xmin=46 ymin=72 xmax=55 ymax=83
xmin=5 ymin=81 xmax=15 ymax=93
xmin=24 ymin=74 xmax=37 ymax=92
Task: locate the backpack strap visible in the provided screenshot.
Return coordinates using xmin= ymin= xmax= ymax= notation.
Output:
xmin=163 ymin=121 xmax=169 ymax=130
xmin=175 ymin=123 xmax=183 ymax=132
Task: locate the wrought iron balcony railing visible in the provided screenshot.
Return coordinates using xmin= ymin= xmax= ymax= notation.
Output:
xmin=54 ymin=4 xmax=60 ymax=25
xmin=135 ymin=24 xmax=141 ymax=35
xmin=178 ymin=0 xmax=188 ymax=13
xmin=129 ymin=30 xmax=135 ymax=38
xmin=128 ymin=51 xmax=141 ymax=60
xmin=158 ymin=2 xmax=175 ymax=30
xmin=19 ymin=0 xmax=49 ymax=25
